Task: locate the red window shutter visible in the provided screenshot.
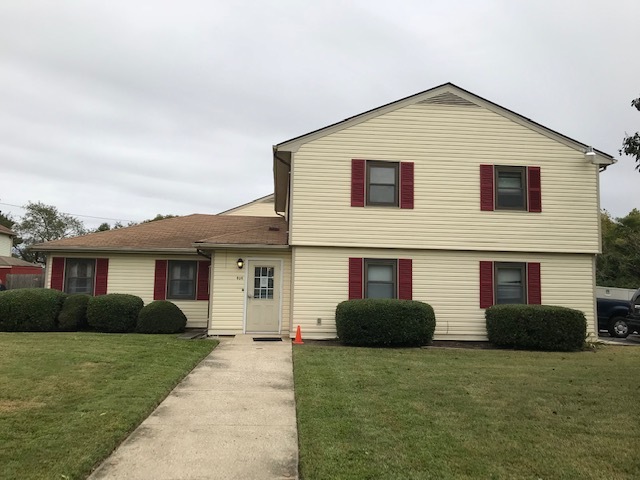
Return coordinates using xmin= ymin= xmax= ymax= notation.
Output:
xmin=528 ymin=166 xmax=542 ymax=212
xmin=94 ymin=259 xmax=109 ymax=296
xmin=398 ymin=259 xmax=413 ymax=300
xmin=480 ymin=164 xmax=494 ymax=211
xmin=348 ymin=258 xmax=363 ymax=299
xmin=351 ymin=159 xmax=365 ymax=207
xmin=479 ymin=261 xmax=494 ymax=308
xmin=50 ymin=257 xmax=65 ymax=291
xmin=400 ymin=162 xmax=414 ymax=209
xmin=527 ymin=262 xmax=541 ymax=304
xmin=154 ymin=260 xmax=168 ymax=300
xmin=196 ymin=260 xmax=210 ymax=301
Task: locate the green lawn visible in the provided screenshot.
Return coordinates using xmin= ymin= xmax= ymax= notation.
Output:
xmin=0 ymin=333 xmax=216 ymax=480
xmin=294 ymin=345 xmax=640 ymax=480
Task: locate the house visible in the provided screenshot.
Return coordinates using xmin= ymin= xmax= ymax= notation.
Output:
xmin=0 ymin=225 xmax=43 ymax=285
xmin=33 ymin=83 xmax=615 ymax=340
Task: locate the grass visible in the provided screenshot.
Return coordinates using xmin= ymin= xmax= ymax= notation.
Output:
xmin=0 ymin=333 xmax=217 ymax=480
xmin=294 ymin=345 xmax=640 ymax=480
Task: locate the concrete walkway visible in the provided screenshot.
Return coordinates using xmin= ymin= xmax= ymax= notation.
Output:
xmin=89 ymin=335 xmax=298 ymax=480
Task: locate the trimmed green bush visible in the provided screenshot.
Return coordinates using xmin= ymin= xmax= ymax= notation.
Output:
xmin=87 ymin=294 xmax=144 ymax=333
xmin=486 ymin=304 xmax=586 ymax=352
xmin=57 ymin=294 xmax=90 ymax=331
xmin=0 ymin=288 xmax=67 ymax=332
xmin=136 ymin=301 xmax=187 ymax=334
xmin=336 ymin=299 xmax=436 ymax=347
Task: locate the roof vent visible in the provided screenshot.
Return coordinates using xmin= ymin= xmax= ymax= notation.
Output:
xmin=268 ymin=226 xmax=280 ymax=231
xmin=418 ymin=92 xmax=478 ymax=107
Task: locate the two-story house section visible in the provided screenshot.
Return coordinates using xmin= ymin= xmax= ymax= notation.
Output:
xmin=273 ymin=83 xmax=615 ymax=341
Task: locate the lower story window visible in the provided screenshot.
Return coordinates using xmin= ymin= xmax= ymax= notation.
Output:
xmin=167 ymin=261 xmax=196 ymax=300
xmin=495 ymin=262 xmax=526 ymax=304
xmin=65 ymin=259 xmax=95 ymax=295
xmin=365 ymin=259 xmax=397 ymax=299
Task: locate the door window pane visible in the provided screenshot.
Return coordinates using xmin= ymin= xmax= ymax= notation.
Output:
xmin=253 ymin=266 xmax=274 ymax=299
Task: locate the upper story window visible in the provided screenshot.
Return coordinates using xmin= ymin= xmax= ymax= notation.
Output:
xmin=480 ymin=165 xmax=541 ymax=213
xmin=167 ymin=260 xmax=196 ymax=300
xmin=65 ymin=259 xmax=95 ymax=295
xmin=351 ymin=159 xmax=414 ymax=209
xmin=366 ymin=161 xmax=399 ymax=206
xmin=495 ymin=166 xmax=527 ymax=210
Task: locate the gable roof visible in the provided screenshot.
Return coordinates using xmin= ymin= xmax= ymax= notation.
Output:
xmin=0 ymin=225 xmax=15 ymax=237
xmin=274 ymin=82 xmax=616 ymax=161
xmin=32 ymin=215 xmax=288 ymax=253
xmin=272 ymin=82 xmax=616 ymax=212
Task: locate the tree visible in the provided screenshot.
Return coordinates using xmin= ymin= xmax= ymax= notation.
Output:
xmin=597 ymin=209 xmax=640 ymax=288
xmin=620 ymin=96 xmax=640 ymax=171
xmin=15 ymin=202 xmax=87 ymax=263
xmin=141 ymin=214 xmax=179 ymax=223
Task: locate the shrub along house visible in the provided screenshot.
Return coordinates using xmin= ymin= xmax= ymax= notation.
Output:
xmin=34 ymin=83 xmax=615 ymax=340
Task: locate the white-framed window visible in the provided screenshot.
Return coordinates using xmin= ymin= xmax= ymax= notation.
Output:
xmin=167 ymin=261 xmax=196 ymax=300
xmin=65 ymin=259 xmax=95 ymax=295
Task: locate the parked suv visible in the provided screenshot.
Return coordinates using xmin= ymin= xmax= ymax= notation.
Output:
xmin=597 ymin=288 xmax=640 ymax=338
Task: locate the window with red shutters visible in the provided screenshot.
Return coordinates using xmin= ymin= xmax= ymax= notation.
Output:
xmin=480 ymin=261 xmax=542 ymax=308
xmin=350 ymin=258 xmax=413 ymax=300
xmin=352 ymin=159 xmax=414 ymax=208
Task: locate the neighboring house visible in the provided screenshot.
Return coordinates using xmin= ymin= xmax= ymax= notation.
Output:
xmin=0 ymin=225 xmax=43 ymax=285
xmin=0 ymin=225 xmax=14 ymax=257
xmin=33 ymin=83 xmax=615 ymax=340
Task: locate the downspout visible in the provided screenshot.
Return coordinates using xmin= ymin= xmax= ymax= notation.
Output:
xmin=196 ymin=248 xmax=212 ymax=334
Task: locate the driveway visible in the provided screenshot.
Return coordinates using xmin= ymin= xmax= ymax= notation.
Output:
xmin=598 ymin=333 xmax=640 ymax=346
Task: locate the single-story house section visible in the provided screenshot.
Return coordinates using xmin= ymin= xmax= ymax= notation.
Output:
xmin=34 ymin=83 xmax=616 ymax=340
xmin=34 ymin=215 xmax=290 ymax=333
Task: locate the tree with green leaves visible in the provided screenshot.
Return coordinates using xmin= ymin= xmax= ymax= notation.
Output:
xmin=16 ymin=202 xmax=87 ymax=263
xmin=620 ymin=96 xmax=640 ymax=171
xmin=597 ymin=209 xmax=640 ymax=288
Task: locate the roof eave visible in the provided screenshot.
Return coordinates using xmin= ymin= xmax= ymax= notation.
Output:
xmin=31 ymin=246 xmax=198 ymax=254
xmin=193 ymin=243 xmax=290 ymax=250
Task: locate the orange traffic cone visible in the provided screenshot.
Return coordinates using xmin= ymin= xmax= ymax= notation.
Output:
xmin=293 ymin=325 xmax=304 ymax=345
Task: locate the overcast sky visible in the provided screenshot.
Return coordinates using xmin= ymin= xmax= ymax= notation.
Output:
xmin=0 ymin=0 xmax=638 ymax=229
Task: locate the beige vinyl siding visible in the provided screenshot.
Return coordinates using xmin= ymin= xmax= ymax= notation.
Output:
xmin=291 ymin=246 xmax=597 ymax=341
xmin=289 ymin=102 xmax=600 ymax=253
xmin=221 ymin=200 xmax=278 ymax=217
xmin=208 ymin=249 xmax=291 ymax=336
xmin=0 ymin=235 xmax=12 ymax=257
xmin=45 ymin=253 xmax=209 ymax=328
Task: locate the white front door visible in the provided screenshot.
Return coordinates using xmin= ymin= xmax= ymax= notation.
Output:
xmin=245 ymin=261 xmax=280 ymax=334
